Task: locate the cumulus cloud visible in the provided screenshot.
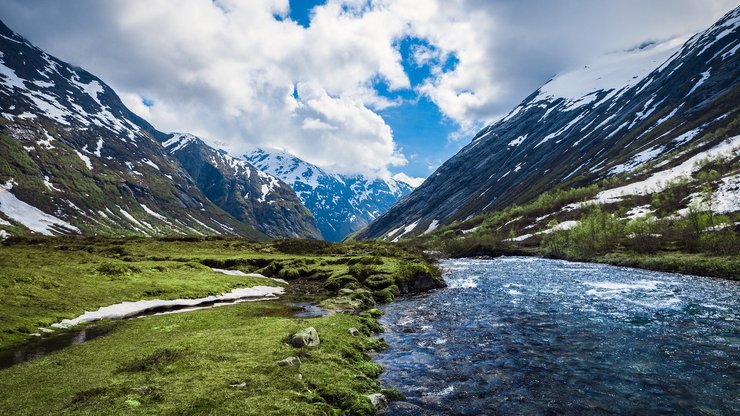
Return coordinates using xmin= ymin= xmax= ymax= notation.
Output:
xmin=0 ymin=0 xmax=736 ymax=174
xmin=393 ymin=172 xmax=425 ymax=188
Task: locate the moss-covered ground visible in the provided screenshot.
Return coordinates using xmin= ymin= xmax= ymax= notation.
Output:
xmin=0 ymin=236 xmax=441 ymax=415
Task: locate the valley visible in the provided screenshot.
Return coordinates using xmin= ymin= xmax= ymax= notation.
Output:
xmin=0 ymin=3 xmax=738 ymax=416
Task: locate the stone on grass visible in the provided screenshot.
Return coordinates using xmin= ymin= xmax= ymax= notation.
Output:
xmin=367 ymin=393 xmax=387 ymax=413
xmin=289 ymin=327 xmax=320 ymax=347
xmin=276 ymin=356 xmax=301 ymax=367
xmin=348 ymin=327 xmax=361 ymax=336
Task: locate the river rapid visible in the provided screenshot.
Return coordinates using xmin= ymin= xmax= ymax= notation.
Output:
xmin=376 ymin=257 xmax=740 ymax=415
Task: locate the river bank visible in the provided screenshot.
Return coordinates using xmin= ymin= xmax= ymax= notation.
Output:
xmin=432 ymin=244 xmax=739 ymax=280
xmin=0 ymin=237 xmax=444 ymax=415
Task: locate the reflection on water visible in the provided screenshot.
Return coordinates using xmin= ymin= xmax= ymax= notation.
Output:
xmin=376 ymin=257 xmax=740 ymax=415
xmin=0 ymin=325 xmax=115 ymax=370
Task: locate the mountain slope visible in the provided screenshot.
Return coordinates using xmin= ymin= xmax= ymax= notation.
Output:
xmin=0 ymin=19 xmax=307 ymax=239
xmin=163 ymin=133 xmax=321 ymax=239
xmin=244 ymin=148 xmax=414 ymax=241
xmin=358 ymin=6 xmax=740 ymax=241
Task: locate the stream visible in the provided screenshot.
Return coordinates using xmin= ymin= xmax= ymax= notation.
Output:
xmin=376 ymin=257 xmax=740 ymax=415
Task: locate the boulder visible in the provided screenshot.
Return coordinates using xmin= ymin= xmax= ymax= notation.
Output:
xmin=289 ymin=327 xmax=320 ymax=347
xmin=348 ymin=327 xmax=361 ymax=336
xmin=367 ymin=393 xmax=388 ymax=413
xmin=276 ymin=356 xmax=301 ymax=367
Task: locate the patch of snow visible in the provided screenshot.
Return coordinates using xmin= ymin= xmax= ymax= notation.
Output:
xmin=93 ymin=138 xmax=104 ymax=157
xmin=671 ymin=128 xmax=701 ymax=146
xmin=0 ymin=180 xmax=80 ymax=235
xmin=539 ymin=220 xmax=579 ymax=234
xmin=596 ymin=135 xmax=740 ymax=203
xmin=423 ymin=220 xmax=440 ymax=235
xmin=608 ymin=145 xmax=665 ymax=175
xmin=51 ymin=285 xmax=285 ymax=328
xmin=508 ymin=134 xmax=527 ymax=147
xmin=211 ymin=268 xmax=289 ymax=285
xmin=623 ymin=205 xmax=654 ymax=220
xmin=142 ymin=159 xmax=160 ymax=171
xmin=392 ymin=219 xmax=421 ymax=242
xmin=43 ymin=175 xmax=61 ymax=192
xmin=505 ymin=233 xmax=534 ymax=242
xmin=74 ymin=150 xmax=93 ymax=170
xmin=685 ymin=70 xmax=710 ymax=97
xmin=709 ymin=174 xmax=740 ymax=214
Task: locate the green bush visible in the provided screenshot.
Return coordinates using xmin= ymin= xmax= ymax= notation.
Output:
xmin=566 ymin=206 xmax=623 ymax=258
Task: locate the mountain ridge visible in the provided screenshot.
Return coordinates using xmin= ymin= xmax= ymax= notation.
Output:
xmin=358 ymin=6 xmax=740 ymax=241
xmin=244 ymin=147 xmax=414 ymax=241
xmin=0 ymin=19 xmax=317 ymax=240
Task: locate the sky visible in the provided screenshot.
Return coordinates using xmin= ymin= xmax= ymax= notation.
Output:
xmin=0 ymin=0 xmax=736 ymax=184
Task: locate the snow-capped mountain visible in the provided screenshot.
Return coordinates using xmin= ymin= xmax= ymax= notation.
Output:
xmin=244 ymin=148 xmax=414 ymax=241
xmin=359 ymin=6 xmax=740 ymax=241
xmin=0 ymin=19 xmax=314 ymax=239
xmin=163 ymin=133 xmax=321 ymax=239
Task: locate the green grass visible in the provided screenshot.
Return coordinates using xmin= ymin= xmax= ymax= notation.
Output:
xmin=0 ymin=243 xmax=276 ymax=347
xmin=0 ymin=237 xmax=439 ymax=348
xmin=0 ymin=237 xmax=439 ymax=415
xmin=0 ymin=301 xmax=387 ymax=415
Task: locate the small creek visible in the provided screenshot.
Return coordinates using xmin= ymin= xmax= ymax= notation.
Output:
xmin=0 ymin=269 xmax=326 ymax=370
xmin=376 ymin=257 xmax=740 ymax=415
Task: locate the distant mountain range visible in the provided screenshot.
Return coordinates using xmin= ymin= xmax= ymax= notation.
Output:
xmin=245 ymin=148 xmax=413 ymax=241
xmin=358 ymin=6 xmax=740 ymax=241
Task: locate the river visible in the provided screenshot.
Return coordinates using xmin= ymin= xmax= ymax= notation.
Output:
xmin=376 ymin=257 xmax=740 ymax=415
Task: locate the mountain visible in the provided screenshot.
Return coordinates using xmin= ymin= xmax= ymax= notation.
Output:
xmin=0 ymin=20 xmax=313 ymax=239
xmin=162 ymin=133 xmax=321 ymax=239
xmin=358 ymin=6 xmax=740 ymax=241
xmin=244 ymin=148 xmax=414 ymax=241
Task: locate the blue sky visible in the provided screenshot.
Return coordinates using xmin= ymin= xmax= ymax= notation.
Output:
xmin=286 ymin=1 xmax=464 ymax=178
xmin=1 ymin=0 xmax=736 ymax=183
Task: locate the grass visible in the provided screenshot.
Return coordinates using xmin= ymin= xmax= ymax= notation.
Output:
xmin=0 ymin=236 xmax=441 ymax=348
xmin=0 ymin=301 xmax=387 ymax=415
xmin=0 ymin=236 xmax=439 ymax=415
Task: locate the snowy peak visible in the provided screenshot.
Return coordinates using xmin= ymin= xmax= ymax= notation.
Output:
xmin=0 ymin=20 xmax=149 ymax=141
xmin=531 ymin=36 xmax=687 ymax=111
xmin=245 ymin=147 xmax=342 ymax=189
xmin=163 ymin=134 xmax=321 ymax=239
xmin=244 ymin=147 xmax=413 ymax=241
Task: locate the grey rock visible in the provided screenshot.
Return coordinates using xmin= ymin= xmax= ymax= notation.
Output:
xmin=289 ymin=327 xmax=320 ymax=347
xmin=367 ymin=393 xmax=388 ymax=413
xmin=276 ymin=356 xmax=301 ymax=367
xmin=348 ymin=327 xmax=361 ymax=336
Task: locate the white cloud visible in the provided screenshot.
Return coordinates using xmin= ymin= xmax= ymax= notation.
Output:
xmin=393 ymin=172 xmax=425 ymax=188
xmin=0 ymin=0 xmax=736 ymax=174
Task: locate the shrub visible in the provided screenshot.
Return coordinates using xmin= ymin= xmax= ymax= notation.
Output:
xmin=566 ymin=206 xmax=623 ymax=258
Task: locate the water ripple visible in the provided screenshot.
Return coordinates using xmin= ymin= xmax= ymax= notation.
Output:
xmin=376 ymin=257 xmax=740 ymax=415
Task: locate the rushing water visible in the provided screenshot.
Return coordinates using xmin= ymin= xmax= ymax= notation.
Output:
xmin=376 ymin=257 xmax=740 ymax=415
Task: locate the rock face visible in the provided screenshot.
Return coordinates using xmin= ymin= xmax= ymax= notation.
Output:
xmin=0 ymin=19 xmax=317 ymax=239
xmin=358 ymin=7 xmax=740 ymax=241
xmin=245 ymin=148 xmax=414 ymax=242
xmin=163 ymin=133 xmax=321 ymax=239
xmin=289 ymin=327 xmax=320 ymax=347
